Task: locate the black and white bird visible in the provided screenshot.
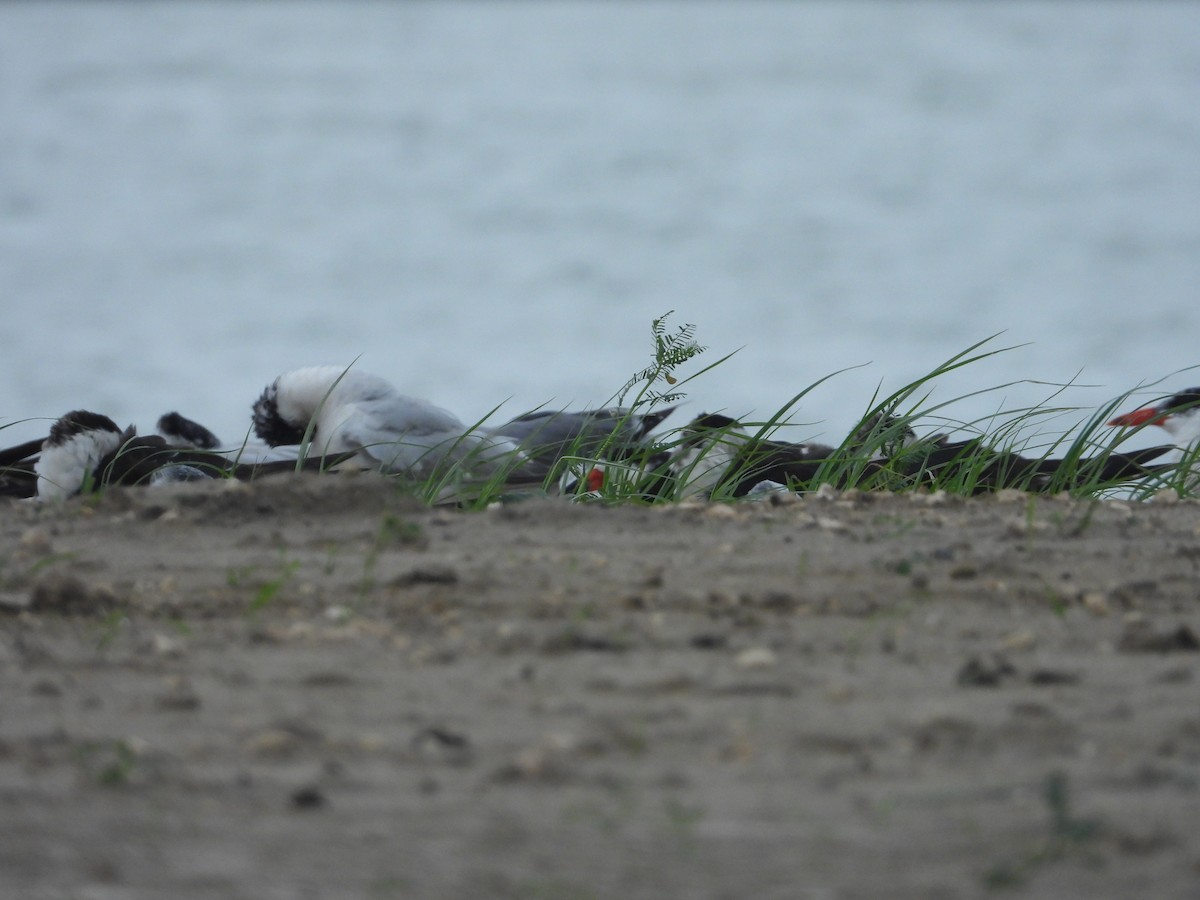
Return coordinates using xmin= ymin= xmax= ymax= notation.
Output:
xmin=897 ymin=432 xmax=1175 ymax=494
xmin=664 ymin=411 xmax=917 ymax=499
xmin=31 ymin=410 xmax=340 ymax=500
xmin=251 ymin=366 xmax=673 ymax=483
xmin=1108 ymin=388 xmax=1200 ymax=448
xmin=666 ymin=410 xmax=1174 ymax=498
xmin=667 ymin=413 xmax=827 ymax=498
xmin=156 ymin=411 xmax=222 ymax=450
xmin=34 ymin=411 xmax=143 ymax=500
xmin=2 ymin=411 xmax=245 ymax=500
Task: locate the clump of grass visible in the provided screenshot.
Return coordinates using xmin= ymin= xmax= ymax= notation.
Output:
xmin=94 ymin=609 xmax=130 ymax=650
xmin=412 ymin=401 xmax=536 ymax=508
xmin=75 ymin=739 xmax=141 ymax=787
xmin=638 ymin=336 xmax=1022 ymax=500
xmin=1160 ymin=441 xmax=1200 ymax=498
xmin=563 ymin=311 xmax=726 ymax=503
xmin=228 ymin=554 xmax=300 ymax=614
xmin=643 ymin=334 xmax=1195 ymax=503
xmin=616 ymin=310 xmax=711 ymax=409
xmin=662 ymin=796 xmax=707 ymax=852
xmin=419 ymin=311 xmax=721 ymax=508
xmin=359 ymin=513 xmax=426 ymax=596
xmin=249 ymin=558 xmax=300 ymax=613
xmin=982 ymin=770 xmax=1103 ymax=889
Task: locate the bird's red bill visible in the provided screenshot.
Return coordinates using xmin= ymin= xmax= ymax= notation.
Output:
xmin=586 ymin=467 xmax=605 ymax=492
xmin=1107 ymin=407 xmax=1165 ymax=428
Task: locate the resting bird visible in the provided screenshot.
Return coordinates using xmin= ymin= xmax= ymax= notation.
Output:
xmin=487 ymin=405 xmax=674 ymax=468
xmin=667 ymin=413 xmax=826 ymax=498
xmin=667 ymin=411 xmax=1174 ymax=498
xmin=896 ymin=432 xmax=1175 ymax=494
xmin=156 ymin=411 xmax=222 ymax=450
xmin=1108 ymin=388 xmax=1200 ymax=448
xmin=32 ymin=410 xmax=341 ymax=500
xmin=665 ymin=413 xmax=914 ymax=498
xmin=252 ymin=366 xmax=673 ymax=483
xmin=251 ymin=367 xmax=529 ymax=480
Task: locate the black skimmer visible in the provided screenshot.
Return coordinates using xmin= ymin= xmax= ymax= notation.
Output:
xmin=1107 ymin=388 xmax=1200 ymax=448
xmin=666 ymin=413 xmax=881 ymax=499
xmin=666 ymin=410 xmax=1174 ymax=499
xmin=32 ymin=410 xmax=350 ymax=500
xmin=156 ymin=411 xmax=222 ymax=450
xmin=1 ymin=411 xmax=285 ymax=501
xmin=252 ymin=366 xmax=674 ymax=483
xmin=895 ymin=432 xmax=1175 ymax=494
xmin=32 ymin=411 xmax=128 ymax=500
xmin=839 ymin=408 xmax=1175 ymax=494
xmin=663 ymin=411 xmax=920 ymax=499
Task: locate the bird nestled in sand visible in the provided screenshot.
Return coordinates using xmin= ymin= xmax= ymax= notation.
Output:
xmin=250 ymin=365 xmax=673 ymax=484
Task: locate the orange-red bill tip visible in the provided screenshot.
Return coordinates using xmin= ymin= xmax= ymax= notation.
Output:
xmin=586 ymin=467 xmax=605 ymax=492
xmin=1107 ymin=407 xmax=1164 ymax=428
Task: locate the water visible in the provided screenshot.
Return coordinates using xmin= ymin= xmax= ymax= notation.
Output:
xmin=3 ymin=2 xmax=1198 ymax=450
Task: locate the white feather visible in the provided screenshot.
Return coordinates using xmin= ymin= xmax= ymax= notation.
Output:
xmin=34 ymin=429 xmax=122 ymax=500
xmin=1160 ymin=408 xmax=1200 ymax=448
xmin=268 ymin=367 xmax=526 ymax=478
xmin=669 ymin=428 xmax=750 ymax=499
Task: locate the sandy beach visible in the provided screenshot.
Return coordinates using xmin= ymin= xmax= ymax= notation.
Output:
xmin=2 ymin=474 xmax=1199 ymax=899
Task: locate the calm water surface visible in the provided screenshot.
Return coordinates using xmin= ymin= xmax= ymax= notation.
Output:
xmin=2 ymin=2 xmax=1198 ymax=448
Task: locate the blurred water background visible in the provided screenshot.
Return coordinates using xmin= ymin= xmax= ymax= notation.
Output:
xmin=2 ymin=2 xmax=1198 ymax=450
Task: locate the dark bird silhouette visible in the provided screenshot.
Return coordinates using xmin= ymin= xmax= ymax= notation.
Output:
xmin=666 ymin=411 xmax=1175 ymax=498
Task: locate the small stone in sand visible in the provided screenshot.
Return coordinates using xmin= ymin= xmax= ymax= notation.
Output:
xmin=29 ymin=573 xmax=117 ymax=616
xmin=290 ymin=786 xmax=326 ymax=810
xmin=1117 ymin=623 xmax=1200 ymax=654
xmin=956 ymin=654 xmax=1018 ymax=687
xmin=735 ymin=647 xmax=777 ymax=668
